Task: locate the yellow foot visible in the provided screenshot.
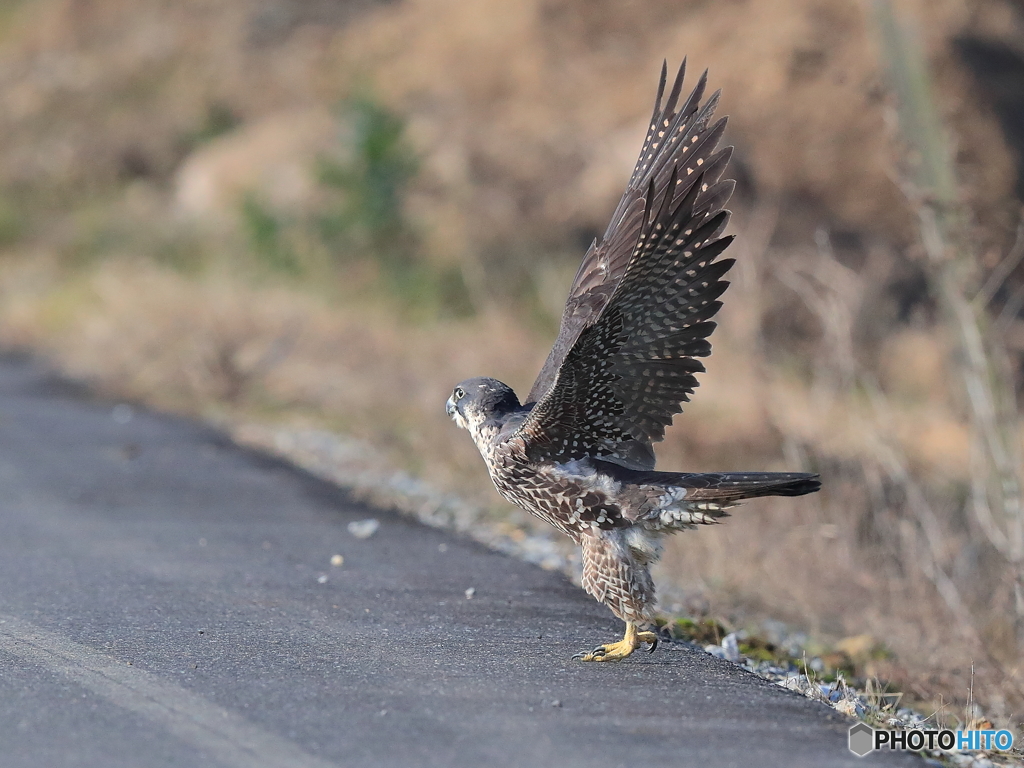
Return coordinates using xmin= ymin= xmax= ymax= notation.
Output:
xmin=572 ymin=623 xmax=658 ymax=662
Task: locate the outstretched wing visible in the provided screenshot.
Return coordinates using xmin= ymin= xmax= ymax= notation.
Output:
xmin=526 ymin=59 xmax=733 ymax=406
xmin=516 ymin=65 xmax=735 ymax=465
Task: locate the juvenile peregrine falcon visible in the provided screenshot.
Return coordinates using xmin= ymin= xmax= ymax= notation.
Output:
xmin=446 ymin=61 xmax=820 ymax=662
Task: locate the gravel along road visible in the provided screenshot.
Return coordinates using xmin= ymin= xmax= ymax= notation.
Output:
xmin=0 ymin=355 xmax=923 ymax=767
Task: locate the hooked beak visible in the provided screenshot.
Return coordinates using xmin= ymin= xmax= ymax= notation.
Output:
xmin=445 ymin=397 xmax=457 ymax=418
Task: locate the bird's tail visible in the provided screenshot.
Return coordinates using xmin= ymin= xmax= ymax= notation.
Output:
xmin=667 ymin=471 xmax=821 ymax=502
xmin=640 ymin=471 xmax=820 ymax=531
xmin=592 ymin=459 xmax=820 ymax=503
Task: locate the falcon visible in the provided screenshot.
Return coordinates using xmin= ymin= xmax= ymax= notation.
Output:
xmin=446 ymin=61 xmax=820 ymax=662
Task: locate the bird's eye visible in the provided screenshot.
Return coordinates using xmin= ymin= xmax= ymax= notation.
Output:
xmin=454 ymin=387 xmax=466 ymax=400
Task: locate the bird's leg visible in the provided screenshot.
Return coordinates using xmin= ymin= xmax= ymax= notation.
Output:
xmin=572 ymin=621 xmax=659 ymax=662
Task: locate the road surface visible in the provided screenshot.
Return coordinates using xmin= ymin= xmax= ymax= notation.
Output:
xmin=0 ymin=354 xmax=920 ymax=767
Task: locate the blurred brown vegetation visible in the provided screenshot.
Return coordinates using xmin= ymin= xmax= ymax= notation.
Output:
xmin=1 ymin=0 xmax=1024 ymax=728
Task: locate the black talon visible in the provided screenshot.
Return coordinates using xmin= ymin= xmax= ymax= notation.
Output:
xmin=648 ymin=638 xmax=658 ymax=654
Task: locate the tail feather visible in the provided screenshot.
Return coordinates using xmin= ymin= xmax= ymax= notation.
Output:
xmin=675 ymin=471 xmax=821 ymax=501
xmin=592 ymin=458 xmax=820 ymax=502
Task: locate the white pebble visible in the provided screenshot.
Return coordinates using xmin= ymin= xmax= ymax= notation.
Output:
xmin=347 ymin=519 xmax=380 ymax=539
xmin=722 ymin=632 xmax=741 ymax=662
xmin=704 ymin=644 xmax=727 ymax=659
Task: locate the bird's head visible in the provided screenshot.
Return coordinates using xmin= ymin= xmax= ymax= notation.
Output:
xmin=446 ymin=377 xmax=521 ymax=434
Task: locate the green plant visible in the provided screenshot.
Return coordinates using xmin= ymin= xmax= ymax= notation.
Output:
xmin=181 ymin=102 xmax=240 ymax=150
xmin=315 ymin=94 xmax=474 ymax=318
xmin=240 ymin=194 xmax=301 ymax=276
xmin=317 ymin=95 xmax=419 ymax=257
xmin=0 ymin=196 xmax=24 ymax=248
xmin=665 ymin=617 xmax=730 ymax=645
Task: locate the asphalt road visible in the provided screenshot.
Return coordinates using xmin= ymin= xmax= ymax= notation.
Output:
xmin=0 ymin=354 xmax=922 ymax=768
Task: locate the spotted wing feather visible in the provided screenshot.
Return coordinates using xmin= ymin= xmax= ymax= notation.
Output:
xmin=526 ymin=60 xmax=733 ymax=407
xmin=517 ymin=158 xmax=735 ymax=463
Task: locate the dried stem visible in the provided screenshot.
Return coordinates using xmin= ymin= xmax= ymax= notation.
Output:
xmin=874 ymin=0 xmax=1024 ymax=647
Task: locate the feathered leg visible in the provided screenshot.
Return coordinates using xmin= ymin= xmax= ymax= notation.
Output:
xmin=573 ymin=530 xmax=659 ymax=662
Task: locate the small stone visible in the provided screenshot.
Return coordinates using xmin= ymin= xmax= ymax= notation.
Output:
xmin=704 ymin=644 xmax=727 ymax=659
xmin=550 ymin=699 xmax=562 ymax=708
xmin=721 ymin=632 xmax=741 ymax=662
xmin=330 ymin=554 xmax=344 ymax=567
xmin=317 ymin=574 xmax=328 ymax=584
xmin=347 ymin=519 xmax=380 ymax=539
xmin=464 ymin=587 xmax=476 ymax=599
xmin=834 ymin=699 xmax=858 ymax=717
